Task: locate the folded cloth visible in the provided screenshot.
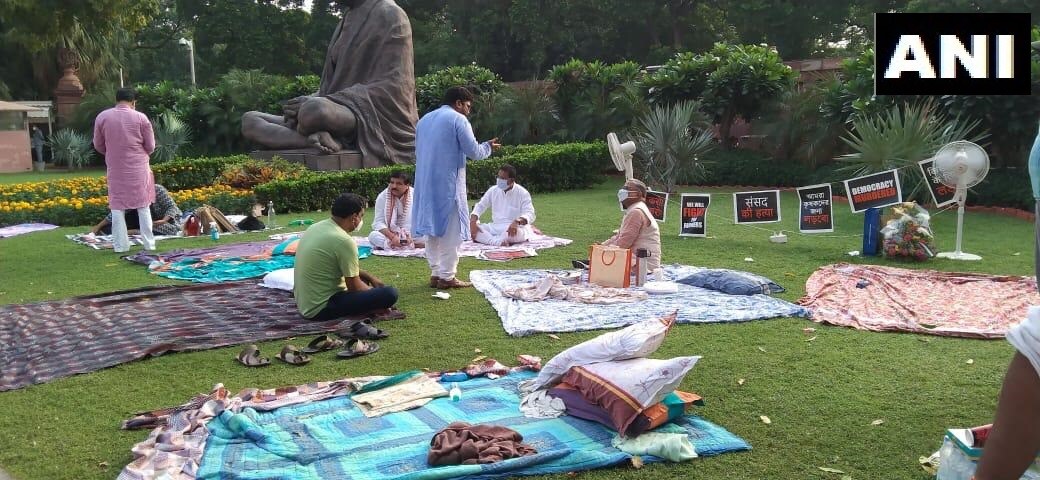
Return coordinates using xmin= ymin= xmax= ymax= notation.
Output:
xmin=427 ymin=421 xmax=538 ymax=466
xmin=1008 ymin=305 xmax=1040 ymax=376
xmin=465 ymin=359 xmax=510 ymax=378
xmin=519 ymin=389 xmax=566 ymax=419
xmin=351 ymin=373 xmax=448 ymax=417
xmin=502 ymin=275 xmax=649 ymax=304
xmin=611 ymin=431 xmax=697 ymax=462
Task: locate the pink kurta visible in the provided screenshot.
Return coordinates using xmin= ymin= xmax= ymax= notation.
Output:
xmin=93 ymin=104 xmax=156 ymax=210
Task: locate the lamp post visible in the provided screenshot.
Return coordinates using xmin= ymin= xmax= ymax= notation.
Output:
xmin=178 ymin=37 xmax=196 ymax=88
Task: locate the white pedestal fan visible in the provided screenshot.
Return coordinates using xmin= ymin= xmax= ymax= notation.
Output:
xmin=932 ymin=140 xmax=990 ymax=261
xmin=607 ymin=132 xmax=636 ymax=180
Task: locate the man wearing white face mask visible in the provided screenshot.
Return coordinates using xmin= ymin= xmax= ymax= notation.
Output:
xmin=469 ymin=164 xmax=536 ymax=246
xmin=602 ymin=178 xmax=661 ymax=271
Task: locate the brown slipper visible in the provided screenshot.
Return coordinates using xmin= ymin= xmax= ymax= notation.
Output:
xmin=276 ymin=345 xmax=311 ymax=366
xmin=236 ymin=344 xmax=270 ymax=367
xmin=337 ymin=338 xmax=380 ymax=359
xmin=301 ymin=334 xmax=346 ymax=354
xmin=436 ymin=277 xmax=472 ymax=289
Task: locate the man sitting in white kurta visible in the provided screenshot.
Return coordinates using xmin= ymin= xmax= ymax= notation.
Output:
xmin=469 ymin=164 xmax=536 ymax=246
xmin=369 ymin=171 xmax=425 ymax=250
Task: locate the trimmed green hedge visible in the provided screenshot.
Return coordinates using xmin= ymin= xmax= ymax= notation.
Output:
xmin=153 ymin=155 xmax=251 ymax=191
xmin=254 ymin=142 xmax=610 ymax=212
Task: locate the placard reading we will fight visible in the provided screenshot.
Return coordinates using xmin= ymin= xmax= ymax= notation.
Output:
xmin=679 ymin=194 xmax=710 ymax=237
xmin=733 ymin=190 xmax=781 ymax=224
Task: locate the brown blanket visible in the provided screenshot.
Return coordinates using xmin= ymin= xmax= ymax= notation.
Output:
xmin=427 ymin=421 xmax=537 ymax=466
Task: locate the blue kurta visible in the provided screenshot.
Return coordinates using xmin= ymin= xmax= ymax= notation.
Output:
xmin=412 ymin=105 xmax=492 ymax=239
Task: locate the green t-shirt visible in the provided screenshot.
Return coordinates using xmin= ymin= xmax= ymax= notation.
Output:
xmin=293 ymin=219 xmax=360 ymax=318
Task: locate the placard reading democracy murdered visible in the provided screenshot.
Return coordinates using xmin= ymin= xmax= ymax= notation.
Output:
xmin=796 ymin=184 xmax=834 ymax=233
xmin=843 ymin=169 xmax=902 ymax=212
xmin=917 ymin=158 xmax=957 ymax=208
xmin=679 ymin=193 xmax=710 ymax=237
xmin=645 ymin=190 xmax=668 ymax=222
xmin=732 ymin=190 xmax=781 ymax=224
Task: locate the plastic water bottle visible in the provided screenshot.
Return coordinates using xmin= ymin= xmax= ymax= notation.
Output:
xmin=449 ymin=383 xmax=462 ymax=402
xmin=209 ymin=222 xmax=219 ymax=241
xmin=267 ymin=200 xmax=276 ymax=227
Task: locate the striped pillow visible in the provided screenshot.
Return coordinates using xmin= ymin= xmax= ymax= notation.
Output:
xmin=561 ymin=356 xmax=700 ymax=435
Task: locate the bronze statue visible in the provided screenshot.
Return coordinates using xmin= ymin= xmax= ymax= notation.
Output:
xmin=241 ymin=0 xmax=417 ymax=166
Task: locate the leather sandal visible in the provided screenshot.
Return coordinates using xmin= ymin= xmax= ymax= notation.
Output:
xmin=276 ymin=345 xmax=311 ymax=366
xmin=301 ymin=334 xmax=345 ymax=354
xmin=236 ymin=344 xmax=270 ymax=367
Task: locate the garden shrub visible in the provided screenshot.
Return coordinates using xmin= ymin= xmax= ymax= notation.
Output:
xmin=153 ymin=155 xmax=251 ymax=191
xmin=217 ymin=157 xmax=308 ymax=190
xmin=415 ymin=65 xmax=505 ymax=115
xmin=254 ymin=142 xmax=610 ymax=212
xmin=0 ymin=183 xmax=253 ymax=227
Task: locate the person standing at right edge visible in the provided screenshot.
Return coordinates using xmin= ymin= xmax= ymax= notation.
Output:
xmin=412 ymin=86 xmax=500 ymax=288
xmin=92 ymin=87 xmax=157 ymax=253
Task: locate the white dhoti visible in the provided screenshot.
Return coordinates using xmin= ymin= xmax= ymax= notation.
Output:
xmin=1009 ymin=306 xmax=1040 ymax=377
xmin=474 ymin=223 xmax=531 ymax=246
xmin=369 ymin=230 xmax=426 ymax=250
xmin=425 ymin=208 xmax=463 ymax=280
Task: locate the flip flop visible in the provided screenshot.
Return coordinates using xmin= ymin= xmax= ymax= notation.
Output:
xmin=337 ymin=338 xmax=380 ymax=359
xmin=236 ymin=344 xmax=270 ymax=367
xmin=276 ymin=345 xmax=311 ymax=366
xmin=301 ymin=334 xmax=346 ymax=354
xmin=339 ymin=320 xmax=390 ymax=340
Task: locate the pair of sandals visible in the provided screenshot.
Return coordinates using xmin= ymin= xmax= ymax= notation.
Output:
xmin=236 ymin=320 xmax=388 ymax=366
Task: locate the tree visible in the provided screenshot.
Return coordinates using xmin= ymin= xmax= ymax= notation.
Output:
xmin=0 ymin=0 xmax=160 ymax=94
xmin=646 ymin=43 xmax=795 ymax=148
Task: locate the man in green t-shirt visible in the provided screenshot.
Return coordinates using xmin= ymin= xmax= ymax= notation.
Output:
xmin=294 ymin=193 xmax=398 ymax=322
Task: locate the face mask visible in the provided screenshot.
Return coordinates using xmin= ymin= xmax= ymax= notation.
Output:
xmin=355 ymin=218 xmax=364 ymax=231
xmin=617 ymin=189 xmax=631 ymax=203
xmin=497 ymin=179 xmax=510 ymax=190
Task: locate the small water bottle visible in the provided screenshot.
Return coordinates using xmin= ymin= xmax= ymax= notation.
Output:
xmin=449 ymin=383 xmax=462 ymax=402
xmin=209 ymin=221 xmax=219 ymax=241
xmin=266 ymin=200 xmax=276 ymax=227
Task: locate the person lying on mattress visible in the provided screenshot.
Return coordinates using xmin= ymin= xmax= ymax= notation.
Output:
xmin=469 ymin=164 xmax=536 ymax=246
xmin=88 ymin=184 xmax=182 ymax=237
xmin=368 ymin=171 xmax=425 ymax=250
xmin=598 ymin=178 xmax=661 ymax=272
xmin=294 ymin=193 xmax=399 ymax=324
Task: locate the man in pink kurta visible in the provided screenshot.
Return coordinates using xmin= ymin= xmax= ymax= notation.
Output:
xmin=92 ymin=88 xmax=157 ymax=252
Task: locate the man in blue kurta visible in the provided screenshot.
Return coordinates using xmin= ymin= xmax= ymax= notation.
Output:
xmin=412 ymin=87 xmax=499 ymax=289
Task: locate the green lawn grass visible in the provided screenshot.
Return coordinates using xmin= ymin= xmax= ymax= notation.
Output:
xmin=0 ymin=181 xmax=1029 ymax=479
xmin=0 ymin=167 xmax=106 ymax=184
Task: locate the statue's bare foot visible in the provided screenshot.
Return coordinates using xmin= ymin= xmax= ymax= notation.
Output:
xmin=307 ymin=131 xmax=341 ymax=153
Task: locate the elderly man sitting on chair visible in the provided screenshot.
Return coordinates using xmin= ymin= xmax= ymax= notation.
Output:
xmin=368 ymin=171 xmax=424 ymax=250
xmin=469 ymin=164 xmax=535 ymax=246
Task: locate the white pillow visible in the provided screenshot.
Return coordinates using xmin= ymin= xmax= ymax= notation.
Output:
xmin=261 ymin=268 xmax=295 ymax=291
xmin=530 ymin=311 xmax=675 ymax=390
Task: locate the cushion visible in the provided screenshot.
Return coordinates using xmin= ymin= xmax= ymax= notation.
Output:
xmin=551 ymin=382 xmax=703 ymax=437
xmin=676 ymin=268 xmax=784 ymax=295
xmin=261 ymin=268 xmax=295 ymax=291
xmin=561 ymin=356 xmax=700 ymax=435
xmin=530 ymin=312 xmax=676 ymax=390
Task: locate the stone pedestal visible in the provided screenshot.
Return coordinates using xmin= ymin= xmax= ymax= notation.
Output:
xmin=249 ymin=149 xmax=364 ymax=172
xmin=53 ymin=68 xmax=85 ymax=129
xmin=250 ymin=149 xmax=364 ymax=171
